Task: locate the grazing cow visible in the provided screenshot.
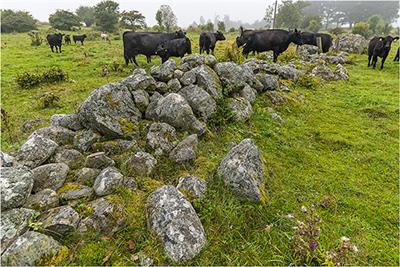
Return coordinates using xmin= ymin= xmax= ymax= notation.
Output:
xmin=101 ymin=33 xmax=110 ymax=42
xmin=236 ymin=27 xmax=303 ymax=62
xmin=199 ymin=31 xmax=226 ymax=54
xmin=46 ymin=33 xmax=64 ymax=53
xmin=64 ymin=35 xmax=71 ymax=45
xmin=156 ymin=37 xmax=192 ymax=63
xmin=122 ymin=30 xmax=186 ymax=66
xmin=300 ymin=32 xmax=332 ymax=53
xmin=73 ymin=34 xmax=87 ymax=45
xmin=368 ymin=36 xmax=399 ymax=69
xmin=394 ymin=47 xmax=399 ymax=62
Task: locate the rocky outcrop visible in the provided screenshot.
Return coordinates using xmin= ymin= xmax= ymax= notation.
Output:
xmin=217 ymin=139 xmax=264 ymax=202
xmin=1 ymin=167 xmax=34 ymax=211
xmin=146 ymin=186 xmax=206 ymax=261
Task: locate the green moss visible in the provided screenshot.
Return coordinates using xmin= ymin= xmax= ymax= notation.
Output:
xmin=117 ymin=117 xmax=138 ymax=135
xmin=36 ymin=246 xmax=70 ymax=266
xmin=57 ymin=182 xmax=82 ymax=194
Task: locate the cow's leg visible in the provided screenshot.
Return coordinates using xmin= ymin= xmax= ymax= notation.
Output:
xmin=124 ymin=57 xmax=129 ymax=66
xmin=59 ymin=45 xmax=62 ymax=53
xmin=50 ymin=46 xmax=54 ymax=53
xmin=380 ymin=56 xmax=386 ymax=70
xmin=81 ymin=41 xmax=84 ymax=45
xmin=368 ymin=55 xmax=372 ymax=67
xmin=146 ymin=55 xmax=151 ymax=63
xmin=133 ymin=56 xmax=139 ymax=66
xmin=372 ymin=55 xmax=378 ymax=69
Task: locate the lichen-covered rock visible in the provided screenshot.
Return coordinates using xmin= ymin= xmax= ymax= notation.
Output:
xmin=155 ymin=93 xmax=205 ymax=135
xmin=1 ymin=167 xmax=34 ymax=211
xmin=147 ymin=122 xmax=177 ymax=155
xmin=59 ymin=185 xmax=93 ymax=201
xmin=193 ymin=65 xmax=223 ymax=99
xmin=24 ymin=189 xmax=59 ymax=211
xmin=84 ymin=152 xmax=115 ymax=169
xmin=79 ymin=82 xmax=141 ymax=138
xmin=92 ymin=139 xmax=138 ymax=156
xmin=176 ymin=176 xmax=206 ymax=198
xmin=151 ymin=59 xmax=176 ymax=82
xmin=39 ymin=205 xmax=80 ymax=238
xmin=169 ymin=134 xmax=198 ymax=163
xmin=145 ymin=92 xmax=163 ymax=121
xmin=217 ymin=139 xmax=264 ymax=202
xmin=298 ymin=44 xmax=319 ymax=55
xmin=229 ymin=97 xmax=254 ymax=122
xmin=77 ymin=197 xmax=116 ymax=233
xmin=146 ymin=185 xmax=206 ymax=261
xmin=1 ymin=231 xmax=61 ymax=266
xmin=16 ymin=133 xmax=58 ymax=168
xmin=124 ymin=152 xmax=157 ymax=177
xmin=93 ymin=167 xmax=124 ymax=196
xmin=335 ymin=63 xmax=349 ymax=80
xmin=1 ymin=151 xmax=14 ymax=167
xmin=0 ymin=208 xmax=35 ymax=254
xmin=256 ymin=74 xmax=279 ymax=91
xmin=73 ymin=129 xmax=101 ymax=152
xmin=167 ymin=78 xmax=182 ymax=92
xmin=50 ymin=114 xmax=83 ymax=131
xmin=31 ymin=163 xmax=69 ymax=193
xmin=271 ymin=112 xmax=284 ymax=123
xmin=204 ymin=55 xmax=217 ymax=67
xmin=173 ymin=69 xmax=184 ymax=79
xmin=180 ymin=54 xmax=206 ymax=71
xmin=123 ymin=176 xmax=138 ymax=191
xmin=179 ymin=69 xmax=197 ymax=86
xmin=179 ymin=85 xmax=216 ymax=120
xmin=278 ymin=64 xmax=299 ymax=81
xmin=132 ymin=90 xmax=149 ymax=113
xmin=120 ymin=69 xmax=156 ymax=92
xmin=310 ymin=64 xmax=336 ymax=81
xmin=155 ymin=81 xmax=168 ymax=94
xmin=239 ymin=85 xmax=257 ymax=104
xmin=51 ymin=148 xmax=84 ymax=169
xmin=31 ymin=126 xmax=75 ymax=146
xmin=334 ymin=33 xmax=367 ymax=54
xmin=74 ymin=167 xmax=101 ymax=185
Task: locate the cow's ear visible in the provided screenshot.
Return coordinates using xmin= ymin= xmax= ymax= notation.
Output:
xmin=294 ymin=28 xmax=298 ymax=33
xmin=240 ymin=26 xmax=243 ymax=34
xmin=393 ymin=36 xmax=399 ymax=41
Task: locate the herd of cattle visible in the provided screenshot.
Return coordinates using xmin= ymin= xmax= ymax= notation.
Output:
xmin=46 ymin=28 xmax=399 ymax=69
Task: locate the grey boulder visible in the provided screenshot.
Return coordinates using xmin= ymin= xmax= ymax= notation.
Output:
xmin=151 ymin=59 xmax=176 ymax=82
xmin=51 ymin=148 xmax=84 ymax=169
xmin=120 ymin=68 xmax=156 ymax=92
xmin=39 ymin=205 xmax=80 ymax=238
xmin=132 ymin=89 xmax=150 ymax=113
xmin=145 ymin=92 xmax=163 ymax=121
xmin=74 ymin=167 xmax=101 ymax=186
xmin=193 ymin=65 xmax=223 ymax=99
xmin=50 ymin=114 xmax=83 ymax=131
xmin=24 ymin=189 xmax=59 ymax=211
xmin=1 ymin=167 xmax=34 ymax=211
xmin=124 ymin=152 xmax=157 ymax=177
xmin=217 ymin=139 xmax=264 ymax=202
xmin=167 ymin=78 xmax=182 ymax=92
xmin=146 ymin=185 xmax=206 ymax=262
xmin=1 ymin=151 xmax=14 ymax=167
xmin=240 ymin=85 xmax=258 ymax=104
xmin=84 ymin=152 xmax=115 ymax=169
xmin=229 ymin=97 xmax=254 ymax=123
xmin=169 ymin=134 xmax=198 ymax=163
xmin=31 ymin=163 xmax=69 ymax=193
xmin=179 ymin=85 xmax=216 ymax=120
xmin=256 ymin=73 xmax=280 ymax=91
xmin=16 ymin=133 xmax=58 ymax=168
xmin=93 ymin=167 xmax=124 ymax=196
xmin=30 ymin=126 xmax=75 ymax=146
xmin=73 ymin=129 xmax=101 ymax=152
xmin=78 ymin=197 xmax=116 ymax=233
xmin=146 ymin=122 xmax=178 ymax=155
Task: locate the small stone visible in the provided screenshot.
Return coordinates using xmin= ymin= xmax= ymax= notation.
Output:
xmin=74 ymin=168 xmax=101 ymax=186
xmin=52 ymin=148 xmax=84 ymax=169
xmin=24 ymin=189 xmax=59 ymax=211
xmin=176 ymin=176 xmax=206 ymax=198
xmin=124 ymin=152 xmax=157 ymax=177
xmin=123 ymin=177 xmax=138 ymax=191
xmin=31 ymin=163 xmax=69 ymax=193
xmin=132 ymin=90 xmax=149 ymax=113
xmin=50 ymin=114 xmax=83 ymax=131
xmin=240 ymin=85 xmax=257 ymax=104
xmin=169 ymin=134 xmax=198 ymax=163
xmin=229 ymin=97 xmax=254 ymax=122
xmin=1 ymin=151 xmax=14 ymax=167
xmin=167 ymin=78 xmax=182 ymax=92
xmin=40 ymin=205 xmax=80 ymax=238
xmin=59 ymin=185 xmax=93 ymax=201
xmin=271 ymin=112 xmax=283 ymax=123
xmin=173 ymin=69 xmax=184 ymax=79
xmin=93 ymin=167 xmax=124 ymax=196
xmin=84 ymin=152 xmax=115 ymax=169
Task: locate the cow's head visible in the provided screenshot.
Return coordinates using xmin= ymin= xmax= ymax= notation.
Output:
xmin=82 ymin=34 xmax=87 ymax=38
xmin=379 ymin=36 xmax=399 ymax=49
xmin=236 ymin=27 xmax=252 ymax=47
xmin=289 ymin=28 xmax=303 ymax=45
xmin=175 ymin=30 xmax=186 ymax=38
xmin=215 ymin=31 xmax=226 ymax=41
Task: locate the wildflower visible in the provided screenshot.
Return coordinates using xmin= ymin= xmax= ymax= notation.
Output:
xmin=301 ymin=205 xmax=307 ymax=213
xmin=309 ymin=241 xmax=318 ymax=252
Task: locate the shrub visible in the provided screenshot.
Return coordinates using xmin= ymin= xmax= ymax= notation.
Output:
xmin=228 ymin=27 xmax=236 ymax=33
xmin=222 ymin=41 xmax=245 ymax=64
xmin=16 ymin=67 xmax=68 ymax=89
xmin=16 ymin=72 xmax=42 ymax=88
xmin=41 ymin=67 xmax=68 ymax=83
xmin=28 ymin=31 xmax=42 ymax=46
xmin=85 ymin=31 xmax=101 ymax=41
xmin=39 ymin=93 xmax=60 ymax=108
xmin=352 ymin=21 xmax=372 ymax=38
xmin=207 ymin=97 xmax=235 ymax=129
xmin=329 ymin=27 xmax=346 ymax=36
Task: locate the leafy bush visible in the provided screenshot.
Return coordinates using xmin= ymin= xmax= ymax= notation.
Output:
xmin=228 ymin=27 xmax=236 ymax=33
xmin=28 ymin=31 xmax=42 ymax=46
xmin=1 ymin=9 xmax=37 ymax=33
xmin=39 ymin=93 xmax=60 ymax=108
xmin=352 ymin=21 xmax=372 ymax=38
xmin=329 ymin=27 xmax=346 ymax=36
xmin=207 ymin=97 xmax=235 ymax=129
xmin=85 ymin=31 xmax=101 ymax=41
xmin=16 ymin=67 xmax=68 ymax=89
xmin=222 ymin=42 xmax=245 ymax=64
xmin=49 ymin=10 xmax=81 ymax=30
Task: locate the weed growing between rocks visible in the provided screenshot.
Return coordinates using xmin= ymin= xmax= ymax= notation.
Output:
xmin=222 ymin=42 xmax=245 ymax=64
xmin=207 ymin=97 xmax=235 ymax=129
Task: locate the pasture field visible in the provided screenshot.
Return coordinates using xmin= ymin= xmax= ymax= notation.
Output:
xmin=1 ymin=28 xmax=399 ymax=265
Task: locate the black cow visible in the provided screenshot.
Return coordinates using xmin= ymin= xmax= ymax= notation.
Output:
xmin=64 ymin=35 xmax=71 ymax=45
xmin=236 ymin=27 xmax=303 ymax=62
xmin=368 ymin=36 xmax=399 ymax=69
xmin=394 ymin=47 xmax=399 ymax=62
xmin=46 ymin=33 xmax=64 ymax=53
xmin=123 ymin=30 xmax=186 ymax=66
xmin=300 ymin=32 xmax=332 ymax=53
xmin=156 ymin=37 xmax=192 ymax=63
xmin=199 ymin=31 xmax=226 ymax=54
xmin=73 ymin=34 xmax=87 ymax=45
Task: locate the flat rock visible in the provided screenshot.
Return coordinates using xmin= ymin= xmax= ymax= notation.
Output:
xmin=50 ymin=114 xmax=83 ymax=131
xmin=169 ymin=134 xmax=198 ymax=163
xmin=31 ymin=163 xmax=69 ymax=193
xmin=84 ymin=152 xmax=115 ymax=169
xmin=217 ymin=139 xmax=264 ymax=202
xmin=176 ymin=176 xmax=206 ymax=198
xmin=1 ymin=231 xmax=61 ymax=266
xmin=24 ymin=189 xmax=59 ymax=211
xmin=146 ymin=185 xmax=206 ymax=261
xmin=93 ymin=167 xmax=124 ymax=196
xmin=16 ymin=133 xmax=58 ymax=168
xmin=1 ymin=167 xmax=34 ymax=211
xmin=59 ymin=185 xmax=93 ymax=201
xmin=0 ymin=208 xmax=35 ymax=254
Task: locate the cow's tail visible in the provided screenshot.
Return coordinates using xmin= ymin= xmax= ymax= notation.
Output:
xmin=122 ymin=31 xmax=130 ymax=65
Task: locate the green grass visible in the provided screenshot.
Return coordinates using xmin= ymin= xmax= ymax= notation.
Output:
xmin=1 ymin=27 xmax=399 ymax=266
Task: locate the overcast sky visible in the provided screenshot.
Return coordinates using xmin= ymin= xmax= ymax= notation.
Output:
xmin=1 ymin=0 xmax=274 ymax=27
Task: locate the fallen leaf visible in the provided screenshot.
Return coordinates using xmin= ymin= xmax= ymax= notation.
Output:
xmin=102 ymin=250 xmax=113 ymax=264
xmin=101 ymin=236 xmax=112 ymax=241
xmin=131 ymin=254 xmax=139 ymax=262
xmin=127 ymin=240 xmax=135 ymax=251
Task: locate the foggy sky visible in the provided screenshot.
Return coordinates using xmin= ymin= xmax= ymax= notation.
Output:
xmin=1 ymin=0 xmax=275 ymax=27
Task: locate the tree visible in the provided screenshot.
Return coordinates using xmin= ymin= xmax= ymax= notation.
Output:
xmin=204 ymin=20 xmax=214 ymax=31
xmin=94 ymin=0 xmax=119 ymax=32
xmin=217 ymin=21 xmax=225 ymax=32
xmin=276 ymin=0 xmax=309 ymax=29
xmin=301 ymin=14 xmax=322 ymax=30
xmin=155 ymin=5 xmax=177 ymax=32
xmin=1 ymin=9 xmax=37 ymax=33
xmin=76 ymin=6 xmax=95 ymax=27
xmin=264 ymin=4 xmax=274 ymax=29
xmin=368 ymin=15 xmax=382 ymax=34
xmin=49 ymin=10 xmax=81 ymax=30
xmin=352 ymin=21 xmax=372 ymax=38
xmin=119 ymin=10 xmax=146 ymax=31
xmin=307 ymin=20 xmax=322 ymax=33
